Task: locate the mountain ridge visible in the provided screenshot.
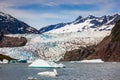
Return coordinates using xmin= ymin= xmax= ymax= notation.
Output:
xmin=88 ymin=19 xmax=120 ymax=61
xmin=39 ymin=14 xmax=120 ymax=33
xmin=0 ymin=12 xmax=39 ymax=34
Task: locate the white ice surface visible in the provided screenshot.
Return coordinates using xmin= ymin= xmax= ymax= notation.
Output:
xmin=80 ymin=59 xmax=104 ymax=63
xmin=0 ymin=31 xmax=110 ymax=61
xmin=29 ymin=59 xmax=64 ymax=68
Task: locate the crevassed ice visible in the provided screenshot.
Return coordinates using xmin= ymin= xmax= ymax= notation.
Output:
xmin=0 ymin=31 xmax=110 ymax=61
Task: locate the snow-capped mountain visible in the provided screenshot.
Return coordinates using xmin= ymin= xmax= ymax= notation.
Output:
xmin=1 ymin=12 xmax=120 ymax=61
xmin=0 ymin=12 xmax=39 ymax=34
xmin=39 ymin=14 xmax=120 ymax=33
xmin=39 ymin=23 xmax=69 ymax=34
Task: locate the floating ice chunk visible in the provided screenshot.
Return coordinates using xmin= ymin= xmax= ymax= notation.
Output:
xmin=58 ymin=63 xmax=65 ymax=68
xmin=38 ymin=69 xmax=58 ymax=77
xmin=2 ymin=59 xmax=9 ymax=63
xmin=80 ymin=59 xmax=104 ymax=63
xmin=28 ymin=59 xmax=65 ymax=68
xmin=27 ymin=77 xmax=37 ymax=80
xmin=0 ymin=61 xmax=2 ymax=63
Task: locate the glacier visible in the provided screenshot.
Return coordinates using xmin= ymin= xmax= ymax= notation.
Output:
xmin=0 ymin=31 xmax=110 ymax=61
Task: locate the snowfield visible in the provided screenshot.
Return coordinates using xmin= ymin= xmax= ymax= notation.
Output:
xmin=40 ymin=14 xmax=120 ymax=34
xmin=0 ymin=31 xmax=110 ymax=61
xmin=47 ymin=21 xmax=114 ymax=34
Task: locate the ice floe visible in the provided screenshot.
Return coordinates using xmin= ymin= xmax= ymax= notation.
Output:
xmin=29 ymin=59 xmax=65 ymax=68
xmin=70 ymin=59 xmax=104 ymax=63
xmin=80 ymin=59 xmax=104 ymax=63
xmin=38 ymin=69 xmax=58 ymax=77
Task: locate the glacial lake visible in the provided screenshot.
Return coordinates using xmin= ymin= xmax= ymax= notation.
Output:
xmin=0 ymin=62 xmax=120 ymax=80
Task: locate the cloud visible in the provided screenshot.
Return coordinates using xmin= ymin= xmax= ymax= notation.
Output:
xmin=0 ymin=0 xmax=120 ymax=29
xmin=0 ymin=0 xmax=119 ymax=7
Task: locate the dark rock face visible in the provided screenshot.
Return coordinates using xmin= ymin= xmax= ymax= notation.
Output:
xmin=0 ymin=54 xmax=15 ymax=61
xmin=88 ymin=20 xmax=120 ymax=62
xmin=0 ymin=36 xmax=27 ymax=47
xmin=0 ymin=12 xmax=39 ymax=34
xmin=61 ymin=46 xmax=96 ymax=61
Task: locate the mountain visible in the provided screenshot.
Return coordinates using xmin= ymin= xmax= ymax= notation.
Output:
xmin=1 ymin=12 xmax=120 ymax=62
xmin=88 ymin=20 xmax=120 ymax=61
xmin=61 ymin=45 xmax=96 ymax=61
xmin=0 ymin=35 xmax=27 ymax=47
xmin=39 ymin=14 xmax=120 ymax=33
xmin=39 ymin=23 xmax=69 ymax=34
xmin=0 ymin=12 xmax=39 ymax=34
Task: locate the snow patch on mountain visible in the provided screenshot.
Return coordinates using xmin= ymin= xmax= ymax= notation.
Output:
xmin=47 ymin=19 xmax=95 ymax=33
xmin=39 ymin=14 xmax=120 ymax=34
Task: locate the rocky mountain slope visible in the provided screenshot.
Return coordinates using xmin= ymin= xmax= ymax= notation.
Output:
xmin=0 ymin=35 xmax=27 ymax=47
xmin=0 ymin=54 xmax=15 ymax=61
xmin=61 ymin=45 xmax=96 ymax=61
xmin=88 ymin=20 xmax=120 ymax=62
xmin=39 ymin=14 xmax=120 ymax=33
xmin=39 ymin=23 xmax=68 ymax=34
xmin=0 ymin=34 xmax=27 ymax=60
xmin=0 ymin=12 xmax=39 ymax=34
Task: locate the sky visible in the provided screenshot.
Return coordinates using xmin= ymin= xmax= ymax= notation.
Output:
xmin=0 ymin=0 xmax=120 ymax=30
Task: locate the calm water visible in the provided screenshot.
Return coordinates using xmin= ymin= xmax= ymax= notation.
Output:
xmin=0 ymin=62 xmax=120 ymax=80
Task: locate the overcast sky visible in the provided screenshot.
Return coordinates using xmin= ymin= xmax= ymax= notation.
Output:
xmin=0 ymin=0 xmax=120 ymax=29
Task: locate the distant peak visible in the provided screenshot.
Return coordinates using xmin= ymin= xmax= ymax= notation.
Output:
xmin=75 ymin=16 xmax=83 ymax=21
xmin=0 ymin=11 xmax=4 ymax=14
xmin=116 ymin=12 xmax=120 ymax=15
xmin=114 ymin=13 xmax=120 ymax=16
xmin=0 ymin=11 xmax=12 ymax=18
xmin=86 ymin=15 xmax=96 ymax=19
xmin=0 ymin=12 xmax=6 ymax=16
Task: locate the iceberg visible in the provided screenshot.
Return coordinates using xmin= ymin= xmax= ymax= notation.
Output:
xmin=0 ymin=61 xmax=2 ymax=63
xmin=80 ymin=59 xmax=104 ymax=63
xmin=37 ymin=69 xmax=58 ymax=77
xmin=2 ymin=59 xmax=9 ymax=63
xmin=28 ymin=59 xmax=65 ymax=68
